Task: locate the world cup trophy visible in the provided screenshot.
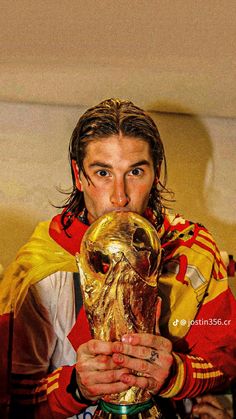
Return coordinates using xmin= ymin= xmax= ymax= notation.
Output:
xmin=76 ymin=211 xmax=163 ymax=418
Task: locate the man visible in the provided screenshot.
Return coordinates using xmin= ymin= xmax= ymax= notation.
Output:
xmin=0 ymin=98 xmax=235 ymax=418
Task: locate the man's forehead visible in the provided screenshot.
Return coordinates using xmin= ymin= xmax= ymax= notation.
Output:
xmin=85 ymin=135 xmax=151 ymax=153
xmin=84 ymin=137 xmax=152 ymax=165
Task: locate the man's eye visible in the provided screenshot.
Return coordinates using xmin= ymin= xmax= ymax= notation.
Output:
xmin=130 ymin=168 xmax=143 ymax=176
xmin=97 ymin=170 xmax=109 ymax=177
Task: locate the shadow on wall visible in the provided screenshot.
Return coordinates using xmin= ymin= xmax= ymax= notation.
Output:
xmin=150 ymin=102 xmax=236 ymax=255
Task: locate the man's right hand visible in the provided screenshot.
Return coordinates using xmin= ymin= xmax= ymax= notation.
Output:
xmin=75 ymin=339 xmax=131 ymax=402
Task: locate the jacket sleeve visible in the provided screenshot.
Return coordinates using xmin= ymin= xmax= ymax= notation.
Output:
xmin=158 ymin=220 xmax=236 ymax=399
xmin=159 ymin=286 xmax=236 ymax=399
xmin=159 ymin=351 xmax=229 ymax=399
xmin=9 ymin=274 xmax=94 ymax=418
xmin=10 ymin=366 xmax=93 ymax=419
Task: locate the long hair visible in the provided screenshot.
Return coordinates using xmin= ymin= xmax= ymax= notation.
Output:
xmin=61 ymin=98 xmax=173 ymax=230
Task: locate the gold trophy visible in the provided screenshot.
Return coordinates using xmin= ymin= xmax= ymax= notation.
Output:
xmin=76 ymin=211 xmax=162 ymax=418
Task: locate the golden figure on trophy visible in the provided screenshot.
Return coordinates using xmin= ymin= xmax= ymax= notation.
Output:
xmin=76 ymin=211 xmax=162 ymax=418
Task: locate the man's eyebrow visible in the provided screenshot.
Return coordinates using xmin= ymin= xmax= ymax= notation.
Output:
xmin=89 ymin=161 xmax=113 ymax=168
xmin=129 ymin=160 xmax=151 ymax=168
xmin=88 ymin=160 xmax=151 ymax=169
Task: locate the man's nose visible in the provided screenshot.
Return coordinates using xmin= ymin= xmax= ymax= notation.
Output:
xmin=110 ymin=178 xmax=130 ymax=207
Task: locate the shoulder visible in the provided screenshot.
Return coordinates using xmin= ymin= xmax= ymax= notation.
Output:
xmin=161 ymin=211 xmax=216 ymax=247
xmin=161 ymin=212 xmax=227 ymax=281
xmin=30 ymin=271 xmax=74 ymax=311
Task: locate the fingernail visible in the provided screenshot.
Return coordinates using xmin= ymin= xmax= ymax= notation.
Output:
xmin=121 ymin=375 xmax=131 ymax=384
xmin=112 ymin=342 xmax=122 ymax=352
xmin=122 ymin=335 xmax=132 ymax=343
xmin=113 ymin=353 xmax=124 ymax=363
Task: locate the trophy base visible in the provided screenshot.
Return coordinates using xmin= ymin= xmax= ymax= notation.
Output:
xmin=93 ymin=399 xmax=162 ymax=419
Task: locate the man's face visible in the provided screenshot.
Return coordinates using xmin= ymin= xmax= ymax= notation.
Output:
xmin=73 ymin=135 xmax=156 ymax=224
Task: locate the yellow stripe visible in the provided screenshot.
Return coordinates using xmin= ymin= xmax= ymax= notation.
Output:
xmin=160 ymin=353 xmax=185 ymax=398
xmin=47 ymin=381 xmax=59 ymax=395
xmin=47 ymin=373 xmax=60 ymax=383
xmin=35 ymin=383 xmax=47 ymax=393
xmin=192 ymin=362 xmax=213 ymax=369
xmin=196 ymin=231 xmax=216 ymax=249
xmin=187 ymin=356 xmax=204 ymax=361
xmin=51 ymin=367 xmax=62 ymax=374
xmin=193 ymin=371 xmax=223 ymax=379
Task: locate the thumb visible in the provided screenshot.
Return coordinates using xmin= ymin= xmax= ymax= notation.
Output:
xmin=155 ymin=296 xmax=162 ymax=334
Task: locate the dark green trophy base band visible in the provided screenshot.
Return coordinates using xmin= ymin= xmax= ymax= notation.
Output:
xmin=99 ymin=399 xmax=154 ymax=415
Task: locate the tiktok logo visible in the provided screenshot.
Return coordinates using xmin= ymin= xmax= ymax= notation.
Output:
xmin=173 ymin=319 xmax=179 ymax=326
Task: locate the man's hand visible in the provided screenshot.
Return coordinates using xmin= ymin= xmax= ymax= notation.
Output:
xmin=111 ymin=297 xmax=173 ymax=394
xmin=75 ymin=298 xmax=173 ymax=400
xmin=111 ymin=332 xmax=173 ymax=394
xmin=75 ymin=339 xmax=131 ymax=401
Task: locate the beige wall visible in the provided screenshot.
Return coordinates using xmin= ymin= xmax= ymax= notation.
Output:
xmin=1 ymin=1 xmax=236 ymax=119
xmin=0 ymin=101 xmax=235 ymax=270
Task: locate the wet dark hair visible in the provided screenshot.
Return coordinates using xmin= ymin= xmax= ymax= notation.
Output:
xmin=61 ymin=98 xmax=173 ymax=230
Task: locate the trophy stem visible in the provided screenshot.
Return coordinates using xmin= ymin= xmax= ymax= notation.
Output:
xmin=92 ymin=399 xmax=163 ymax=419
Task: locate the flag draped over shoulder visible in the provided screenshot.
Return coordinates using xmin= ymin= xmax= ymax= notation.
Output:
xmin=0 ymin=215 xmax=89 ymax=317
xmin=0 ymin=221 xmax=75 ymax=317
xmin=0 ymin=215 xmax=88 ymax=409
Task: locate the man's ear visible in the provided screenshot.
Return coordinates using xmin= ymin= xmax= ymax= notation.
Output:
xmin=71 ymin=160 xmax=83 ymax=191
xmin=156 ymin=161 xmax=162 ymax=180
xmin=153 ymin=162 xmax=162 ymax=187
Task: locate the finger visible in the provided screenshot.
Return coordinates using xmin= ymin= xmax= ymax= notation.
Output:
xmin=81 ymin=381 xmax=132 ymax=399
xmin=77 ymin=368 xmax=131 ymax=386
xmin=149 ymin=349 xmax=159 ymax=363
xmin=121 ymin=334 xmax=172 ymax=352
xmin=77 ymin=368 xmax=132 ymax=400
xmin=119 ymin=373 xmax=162 ymax=394
xmin=155 ymin=296 xmax=162 ymax=335
xmin=116 ymin=334 xmax=172 ymax=353
xmin=112 ymin=352 xmax=172 ymax=374
xmin=112 ymin=341 xmax=150 ymax=359
xmin=112 ymin=343 xmax=172 ymax=368
xmin=79 ymin=339 xmax=113 ymax=356
xmin=112 ymin=353 xmax=153 ymax=374
xmin=77 ymin=354 xmax=120 ymax=372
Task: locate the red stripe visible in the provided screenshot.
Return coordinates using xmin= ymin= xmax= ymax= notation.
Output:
xmin=198 ymin=232 xmax=215 ymax=246
xmin=194 ymin=239 xmax=216 ymax=257
xmin=197 ymin=234 xmax=226 ymax=270
xmin=212 ymin=267 xmax=225 ymax=280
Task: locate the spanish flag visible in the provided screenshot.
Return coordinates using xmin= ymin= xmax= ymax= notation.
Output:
xmin=0 ymin=215 xmax=88 ymax=414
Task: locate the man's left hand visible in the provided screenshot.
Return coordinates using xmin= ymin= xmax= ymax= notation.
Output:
xmin=111 ymin=298 xmax=173 ymax=394
xmin=111 ymin=332 xmax=173 ymax=394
